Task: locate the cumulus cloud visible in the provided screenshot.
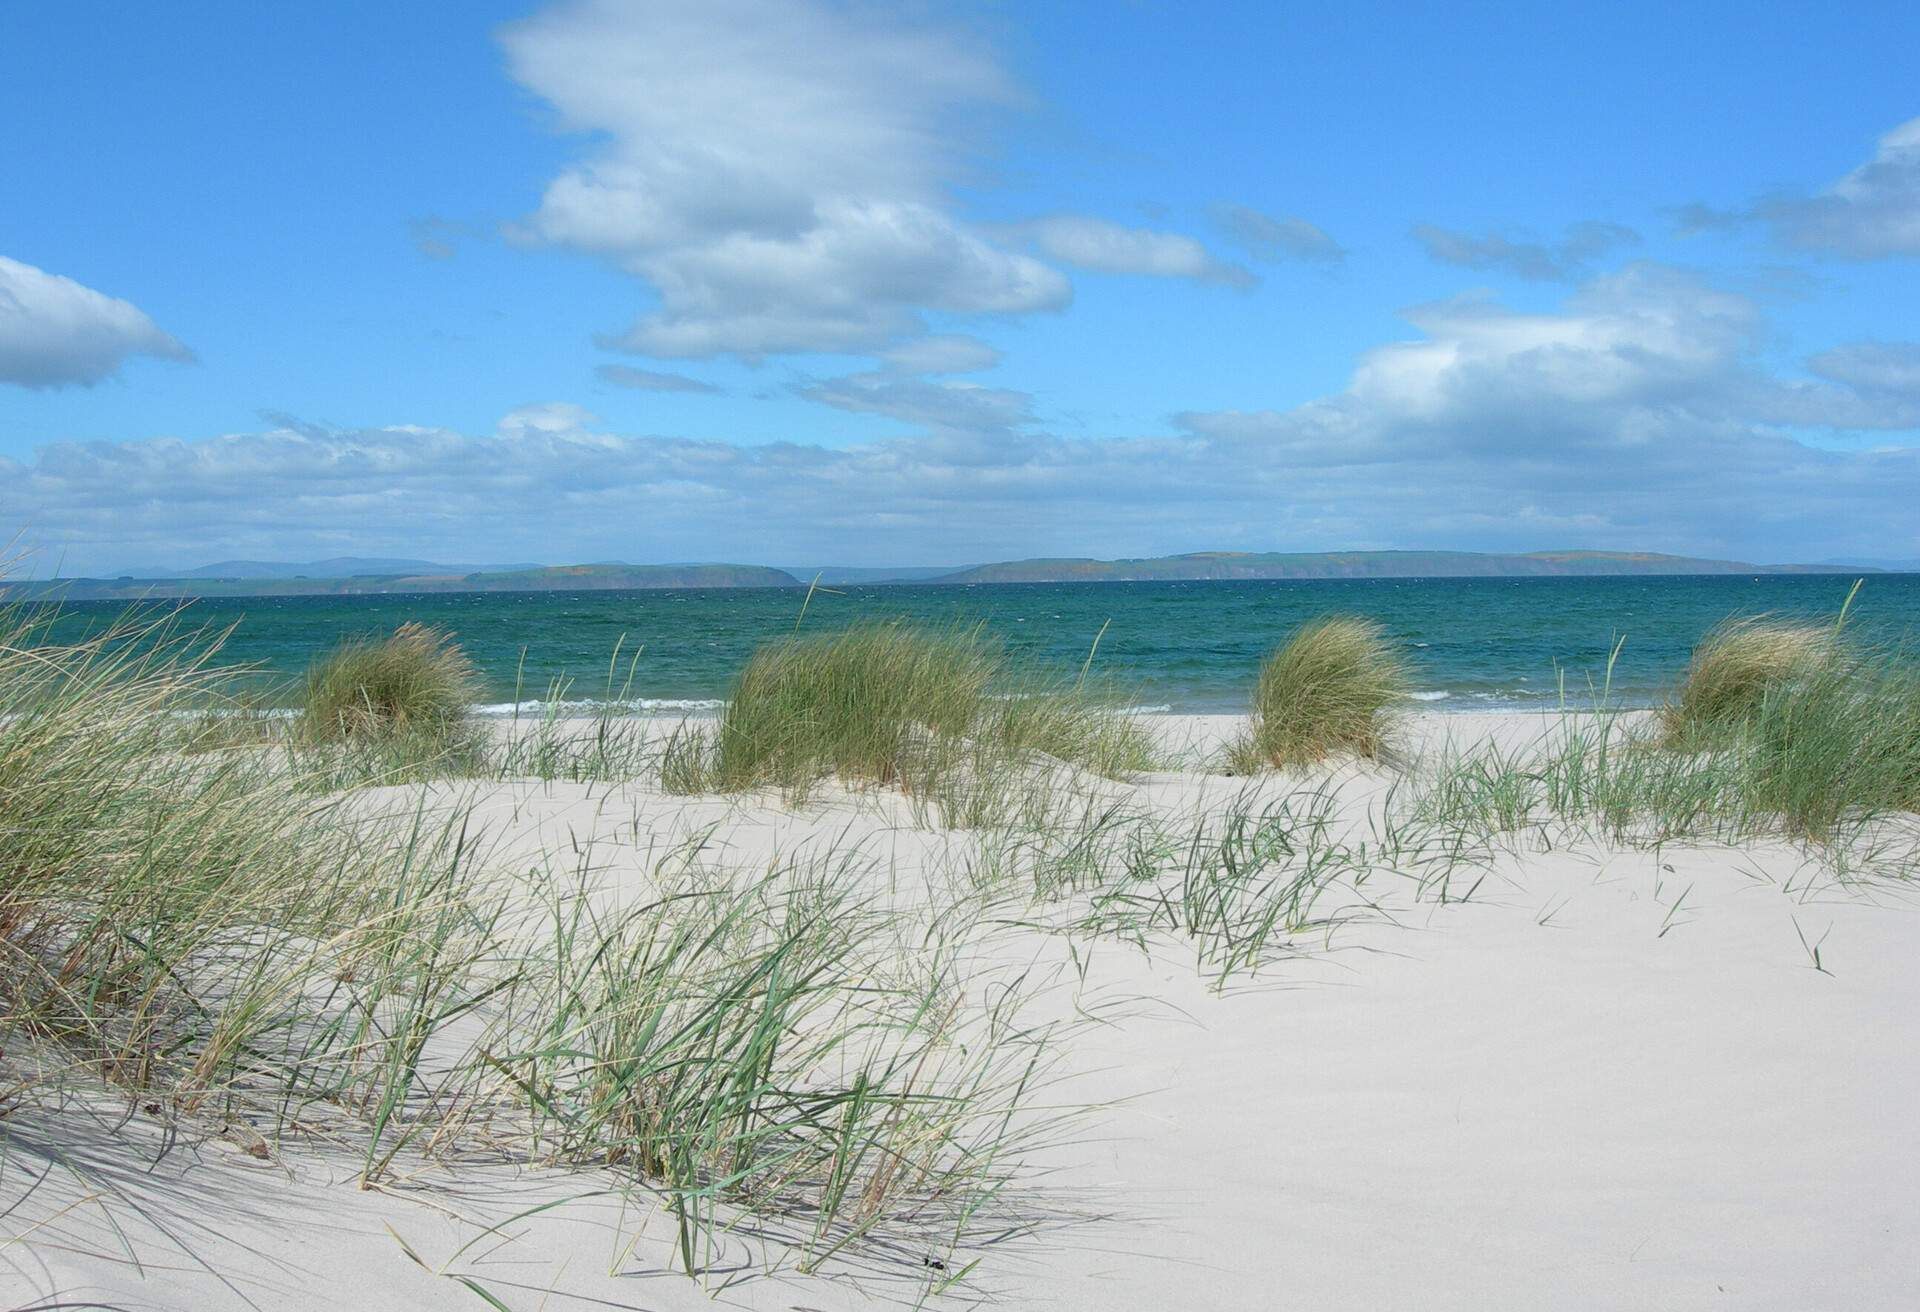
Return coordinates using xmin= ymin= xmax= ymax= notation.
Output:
xmin=596 ymin=364 xmax=720 ymax=394
xmin=1764 ymin=116 xmax=1920 ymax=258
xmin=1410 ymin=221 xmax=1641 ymax=281
xmin=1020 ymin=216 xmax=1253 ymax=286
xmin=1672 ymin=117 xmax=1920 ymax=259
xmin=796 ymin=371 xmax=1035 ymax=432
xmin=498 ymin=401 xmax=600 ymax=435
xmin=500 ymin=0 xmax=1068 ymax=360
xmin=0 ymin=255 xmax=194 ymax=388
xmin=878 ymin=334 xmax=1001 ymax=375
xmin=1809 ymin=341 xmax=1920 ymax=395
xmin=1773 ymin=342 xmax=1920 ymax=429
xmin=9 ymin=264 xmax=1919 ymax=570
xmin=1210 ymin=204 xmax=1345 ymax=263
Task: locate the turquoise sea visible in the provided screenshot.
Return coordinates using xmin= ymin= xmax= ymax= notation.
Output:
xmin=41 ymin=574 xmax=1917 ymax=715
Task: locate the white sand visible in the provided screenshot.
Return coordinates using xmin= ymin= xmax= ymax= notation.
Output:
xmin=6 ymin=712 xmax=1917 ymax=1310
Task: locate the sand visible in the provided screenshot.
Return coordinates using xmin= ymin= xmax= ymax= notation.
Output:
xmin=5 ymin=712 xmax=1917 ymax=1310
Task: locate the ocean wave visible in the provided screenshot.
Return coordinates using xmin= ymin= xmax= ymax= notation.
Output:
xmin=1404 ymin=690 xmax=1451 ymax=702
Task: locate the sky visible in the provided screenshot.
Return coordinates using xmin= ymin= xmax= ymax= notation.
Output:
xmin=3 ymin=0 xmax=1919 ymax=574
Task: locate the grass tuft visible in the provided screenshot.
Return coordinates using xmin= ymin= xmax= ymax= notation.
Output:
xmin=295 ymin=623 xmax=484 ymax=780
xmin=715 ymin=624 xmax=995 ymax=791
xmin=1237 ymin=616 xmax=1407 ymax=770
xmin=1662 ymin=618 xmax=1831 ymax=744
xmin=300 ymin=622 xmax=480 ymax=742
xmin=705 ymin=623 xmax=1155 ymax=812
xmin=1412 ymin=633 xmax=1920 ymax=850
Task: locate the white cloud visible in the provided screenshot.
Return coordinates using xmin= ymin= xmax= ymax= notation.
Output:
xmin=498 ymin=401 xmax=599 ymax=436
xmin=9 ymin=265 xmax=1919 ymax=570
xmin=1678 ymin=117 xmax=1920 ymax=259
xmin=0 ymin=256 xmax=193 ymax=388
xmin=797 ymin=371 xmax=1034 ymax=432
xmin=878 ymin=334 xmax=1001 ymax=375
xmin=1410 ymin=221 xmax=1641 ymax=281
xmin=1766 ymin=117 xmax=1920 ymax=258
xmin=1343 ymin=264 xmax=1751 ymax=425
xmin=500 ymin=0 xmax=1068 ymax=360
xmin=1809 ymin=341 xmax=1920 ymax=395
xmin=1020 ymin=216 xmax=1252 ymax=286
xmin=596 ymin=364 xmax=720 ymax=394
xmin=1210 ymin=204 xmax=1345 ymax=263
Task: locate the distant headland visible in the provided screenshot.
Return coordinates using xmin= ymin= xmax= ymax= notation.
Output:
xmin=2 ymin=549 xmax=1881 ymax=600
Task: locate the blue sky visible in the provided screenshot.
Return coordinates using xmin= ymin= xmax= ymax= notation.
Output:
xmin=3 ymin=0 xmax=1918 ymax=572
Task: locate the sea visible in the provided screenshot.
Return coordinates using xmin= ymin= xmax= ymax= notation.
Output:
xmin=37 ymin=574 xmax=1918 ymax=715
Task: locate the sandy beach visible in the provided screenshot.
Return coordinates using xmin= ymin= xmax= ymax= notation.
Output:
xmin=12 ymin=0 xmax=1919 ymax=1303
xmin=6 ymin=708 xmax=1916 ymax=1311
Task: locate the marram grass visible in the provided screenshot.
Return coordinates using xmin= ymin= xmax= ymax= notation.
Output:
xmin=1661 ymin=617 xmax=1832 ymax=744
xmin=1413 ymin=630 xmax=1920 ymax=847
xmin=295 ymin=621 xmax=486 ymax=780
xmin=1235 ymin=616 xmax=1408 ymax=770
xmin=714 ymin=623 xmax=997 ymax=790
xmin=694 ymin=622 xmax=1157 ymax=807
xmin=300 ymin=621 xmax=481 ymax=743
xmin=0 ymin=593 xmax=1069 ymax=1285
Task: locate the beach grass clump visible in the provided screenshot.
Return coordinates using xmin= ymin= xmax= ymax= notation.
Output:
xmin=1734 ymin=642 xmax=1920 ymax=836
xmin=1409 ymin=635 xmax=1920 ymax=851
xmin=489 ymin=849 xmax=1069 ymax=1273
xmin=975 ymin=675 xmax=1160 ymax=778
xmin=1411 ymin=713 xmax=1744 ymax=847
xmin=0 ymin=600 xmax=467 ymax=1111
xmin=1237 ymin=616 xmax=1408 ymax=770
xmin=293 ymin=622 xmax=486 ymax=782
xmin=300 ymin=621 xmax=480 ymax=742
xmin=1661 ymin=618 xmax=1832 ymax=744
xmin=709 ymin=623 xmax=1152 ymax=801
xmin=714 ymin=623 xmax=994 ymax=791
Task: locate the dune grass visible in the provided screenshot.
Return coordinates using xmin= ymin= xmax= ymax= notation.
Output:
xmin=1661 ymin=617 xmax=1833 ymax=745
xmin=713 ymin=623 xmax=996 ymax=791
xmin=1727 ymin=638 xmax=1920 ymax=837
xmin=292 ymin=621 xmax=485 ymax=782
xmin=0 ymin=596 xmax=1071 ymax=1286
xmin=690 ymin=623 xmax=1156 ymax=813
xmin=300 ymin=621 xmax=480 ymax=744
xmin=1233 ymin=616 xmax=1408 ymax=771
xmin=16 ymin=581 xmax=1914 ymax=1296
xmin=1413 ymin=631 xmax=1920 ymax=851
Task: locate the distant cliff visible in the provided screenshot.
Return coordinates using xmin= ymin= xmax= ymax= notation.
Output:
xmin=929 ymin=550 xmax=1868 ymax=584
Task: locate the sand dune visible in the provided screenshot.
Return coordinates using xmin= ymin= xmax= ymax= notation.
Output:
xmin=6 ymin=713 xmax=1917 ymax=1311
